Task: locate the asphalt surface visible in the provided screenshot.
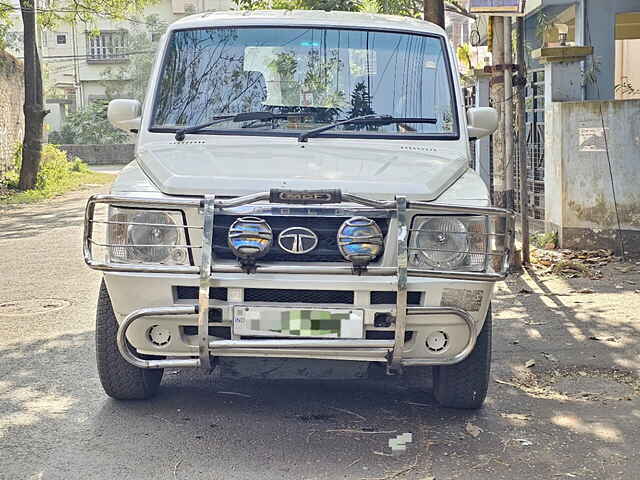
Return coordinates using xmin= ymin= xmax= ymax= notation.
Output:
xmin=1 ymin=183 xmax=639 ymax=480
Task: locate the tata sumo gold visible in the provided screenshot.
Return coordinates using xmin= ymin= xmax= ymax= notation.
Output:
xmin=84 ymin=10 xmax=512 ymax=409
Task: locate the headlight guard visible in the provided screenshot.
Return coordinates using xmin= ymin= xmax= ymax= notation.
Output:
xmin=107 ymin=207 xmax=191 ymax=266
xmin=409 ymin=215 xmax=491 ymax=272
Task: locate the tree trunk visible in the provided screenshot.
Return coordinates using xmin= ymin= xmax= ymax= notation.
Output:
xmin=18 ymin=0 xmax=47 ymax=191
xmin=423 ymin=0 xmax=445 ymax=28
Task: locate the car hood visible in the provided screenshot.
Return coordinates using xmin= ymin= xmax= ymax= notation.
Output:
xmin=137 ymin=139 xmax=468 ymax=201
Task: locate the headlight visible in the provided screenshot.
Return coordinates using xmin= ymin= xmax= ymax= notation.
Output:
xmin=409 ymin=216 xmax=487 ymax=271
xmin=107 ymin=207 xmax=190 ymax=265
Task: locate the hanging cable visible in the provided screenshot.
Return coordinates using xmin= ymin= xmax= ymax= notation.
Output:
xmin=585 ymin=1 xmax=626 ymax=259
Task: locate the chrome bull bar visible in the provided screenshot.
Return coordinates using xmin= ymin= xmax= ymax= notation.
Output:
xmin=85 ymin=190 xmax=513 ymax=371
xmin=116 ymin=305 xmax=477 ymax=369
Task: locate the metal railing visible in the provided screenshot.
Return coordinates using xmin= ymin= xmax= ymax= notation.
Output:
xmin=84 ymin=190 xmax=514 ymax=371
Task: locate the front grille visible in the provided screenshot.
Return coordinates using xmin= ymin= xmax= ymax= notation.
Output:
xmin=213 ymin=215 xmax=389 ymax=263
xmin=176 ymin=286 xmax=421 ymax=306
xmin=244 ymin=289 xmax=354 ymax=304
xmin=371 ymin=291 xmax=422 ymax=306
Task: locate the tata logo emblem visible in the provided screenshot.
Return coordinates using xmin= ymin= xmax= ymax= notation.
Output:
xmin=278 ymin=227 xmax=318 ymax=254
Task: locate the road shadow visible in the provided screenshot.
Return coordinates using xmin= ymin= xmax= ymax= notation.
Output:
xmin=2 ymin=321 xmax=639 ymax=480
xmin=0 ymin=189 xmax=97 ymax=241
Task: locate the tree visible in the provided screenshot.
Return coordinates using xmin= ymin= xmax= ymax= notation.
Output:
xmin=18 ymin=0 xmax=46 ymax=190
xmin=423 ymin=0 xmax=444 ymax=27
xmin=4 ymin=0 xmax=159 ymax=190
xmin=348 ymin=81 xmax=374 ymax=118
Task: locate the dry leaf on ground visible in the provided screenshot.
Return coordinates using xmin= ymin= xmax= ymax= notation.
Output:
xmin=465 ymin=422 xmax=482 ymax=438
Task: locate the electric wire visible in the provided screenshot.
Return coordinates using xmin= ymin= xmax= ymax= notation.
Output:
xmin=584 ymin=0 xmax=626 ymax=260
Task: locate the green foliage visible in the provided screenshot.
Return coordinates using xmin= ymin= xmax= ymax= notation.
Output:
xmin=358 ymin=0 xmax=381 ymax=13
xmin=1 ymin=144 xmax=113 ymax=204
xmin=302 ymin=49 xmax=346 ymax=108
xmin=456 ymin=43 xmax=472 ymax=70
xmin=34 ymin=0 xmax=162 ymax=34
xmin=235 ymin=0 xmax=360 ymax=11
xmin=35 ymin=144 xmax=71 ymax=190
xmin=233 ymin=0 xmax=425 ymax=19
xmin=70 ymin=157 xmax=90 ymax=173
xmin=48 ymin=100 xmax=130 ymax=145
xmin=531 ymin=231 xmax=558 ymax=249
xmin=0 ymin=5 xmax=12 ymax=50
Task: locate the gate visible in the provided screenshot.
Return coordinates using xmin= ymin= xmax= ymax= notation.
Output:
xmin=514 ymin=69 xmax=545 ymax=223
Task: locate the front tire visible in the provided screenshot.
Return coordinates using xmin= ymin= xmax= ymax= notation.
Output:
xmin=432 ymin=307 xmax=492 ymax=409
xmin=95 ymin=280 xmax=163 ymax=400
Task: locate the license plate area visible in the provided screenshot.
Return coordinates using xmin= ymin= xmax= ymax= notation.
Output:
xmin=233 ymin=306 xmax=364 ymax=339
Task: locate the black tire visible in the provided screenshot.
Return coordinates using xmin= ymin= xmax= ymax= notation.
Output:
xmin=95 ymin=280 xmax=163 ymax=400
xmin=432 ymin=307 xmax=492 ymax=409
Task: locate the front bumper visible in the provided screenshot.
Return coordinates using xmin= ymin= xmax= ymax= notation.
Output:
xmin=85 ymin=191 xmax=512 ymax=372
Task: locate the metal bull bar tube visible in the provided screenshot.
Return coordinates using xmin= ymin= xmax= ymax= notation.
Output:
xmin=88 ymin=190 xmax=513 ymax=371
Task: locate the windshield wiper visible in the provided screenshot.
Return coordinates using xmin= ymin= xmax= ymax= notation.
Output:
xmin=297 ymin=114 xmax=438 ymax=143
xmin=175 ymin=112 xmax=305 ymax=141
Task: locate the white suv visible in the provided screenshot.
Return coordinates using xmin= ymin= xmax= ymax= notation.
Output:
xmin=84 ymin=10 xmax=510 ymax=409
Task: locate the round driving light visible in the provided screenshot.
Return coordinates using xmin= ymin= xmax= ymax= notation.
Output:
xmin=411 ymin=217 xmax=468 ymax=269
xmin=337 ymin=217 xmax=384 ymax=266
xmin=227 ymin=217 xmax=273 ymax=260
xmin=128 ymin=211 xmax=178 ymax=263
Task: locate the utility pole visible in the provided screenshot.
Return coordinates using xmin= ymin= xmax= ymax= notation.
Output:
xmin=490 ymin=16 xmax=505 ymax=208
xmin=516 ymin=16 xmax=530 ymax=264
xmin=423 ymin=0 xmax=445 ymax=28
xmin=504 ymin=18 xmax=514 ymax=211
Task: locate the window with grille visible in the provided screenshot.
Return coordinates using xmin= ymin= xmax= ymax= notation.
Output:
xmin=87 ymin=31 xmax=128 ymax=61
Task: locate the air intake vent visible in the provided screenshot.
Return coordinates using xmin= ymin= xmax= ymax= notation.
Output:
xmin=244 ymin=289 xmax=354 ymax=304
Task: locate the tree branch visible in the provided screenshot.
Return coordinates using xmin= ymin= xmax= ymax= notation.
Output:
xmin=445 ymin=1 xmax=476 ymax=20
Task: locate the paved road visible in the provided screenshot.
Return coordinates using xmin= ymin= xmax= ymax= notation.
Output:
xmin=1 ymin=187 xmax=639 ymax=480
xmin=89 ymin=164 xmax=128 ymax=175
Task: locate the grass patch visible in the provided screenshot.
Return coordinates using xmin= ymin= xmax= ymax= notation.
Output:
xmin=0 ymin=170 xmax=114 ymax=205
xmin=0 ymin=144 xmax=115 ymax=205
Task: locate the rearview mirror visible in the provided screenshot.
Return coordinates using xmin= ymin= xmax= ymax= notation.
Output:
xmin=467 ymin=107 xmax=498 ymax=140
xmin=108 ymin=99 xmax=141 ymax=133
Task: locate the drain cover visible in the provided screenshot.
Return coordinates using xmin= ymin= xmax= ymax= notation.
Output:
xmin=0 ymin=298 xmax=71 ymax=316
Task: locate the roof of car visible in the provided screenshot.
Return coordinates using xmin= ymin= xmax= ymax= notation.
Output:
xmin=169 ymin=9 xmax=445 ymax=36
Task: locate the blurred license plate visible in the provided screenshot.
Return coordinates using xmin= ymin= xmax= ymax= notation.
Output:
xmin=233 ymin=307 xmax=364 ymax=338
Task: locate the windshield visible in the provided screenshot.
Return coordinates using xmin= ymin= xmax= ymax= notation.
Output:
xmin=151 ymin=26 xmax=458 ymax=138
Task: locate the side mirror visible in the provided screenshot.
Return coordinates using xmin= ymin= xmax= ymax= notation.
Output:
xmin=467 ymin=107 xmax=498 ymax=140
xmin=108 ymin=99 xmax=141 ymax=133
